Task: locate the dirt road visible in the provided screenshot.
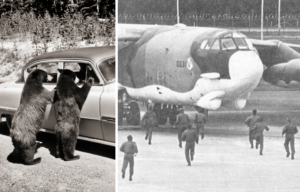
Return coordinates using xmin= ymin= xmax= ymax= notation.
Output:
xmin=0 ymin=122 xmax=115 ymax=192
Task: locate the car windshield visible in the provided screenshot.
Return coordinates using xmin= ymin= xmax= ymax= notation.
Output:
xmin=98 ymin=57 xmax=115 ymax=83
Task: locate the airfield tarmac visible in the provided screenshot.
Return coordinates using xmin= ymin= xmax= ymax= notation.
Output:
xmin=118 ymin=110 xmax=300 ymax=192
xmin=0 ymin=122 xmax=115 ymax=192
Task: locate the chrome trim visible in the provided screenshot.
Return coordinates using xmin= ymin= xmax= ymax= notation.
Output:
xmin=39 ymin=128 xmax=115 ymax=147
xmin=0 ymin=107 xmax=17 ymax=112
xmin=101 ymin=116 xmax=115 ymax=122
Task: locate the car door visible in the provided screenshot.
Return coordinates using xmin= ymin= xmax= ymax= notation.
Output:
xmin=0 ymin=61 xmax=58 ymax=129
xmin=63 ymin=61 xmax=105 ymax=140
xmin=27 ymin=62 xmax=58 ymax=130
xmin=98 ymin=57 xmax=115 ymax=143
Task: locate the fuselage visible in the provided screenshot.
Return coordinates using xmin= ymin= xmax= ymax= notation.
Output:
xmin=119 ymin=24 xmax=263 ymax=108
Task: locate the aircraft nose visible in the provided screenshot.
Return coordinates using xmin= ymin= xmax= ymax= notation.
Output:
xmin=229 ymin=51 xmax=263 ymax=82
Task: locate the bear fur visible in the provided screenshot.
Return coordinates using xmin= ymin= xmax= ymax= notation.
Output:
xmin=8 ymin=69 xmax=55 ymax=165
xmin=55 ymin=69 xmax=94 ymax=161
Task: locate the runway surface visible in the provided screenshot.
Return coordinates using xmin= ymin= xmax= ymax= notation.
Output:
xmin=0 ymin=122 xmax=115 ymax=192
xmin=118 ymin=111 xmax=300 ymax=192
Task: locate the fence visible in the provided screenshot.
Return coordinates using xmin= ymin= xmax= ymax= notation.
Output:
xmin=118 ymin=14 xmax=300 ymax=30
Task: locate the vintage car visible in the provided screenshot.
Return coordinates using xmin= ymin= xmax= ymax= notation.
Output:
xmin=0 ymin=46 xmax=115 ymax=147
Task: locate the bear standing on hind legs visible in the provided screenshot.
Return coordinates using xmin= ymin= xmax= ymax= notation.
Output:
xmin=8 ymin=69 xmax=55 ymax=165
xmin=55 ymin=69 xmax=94 ymax=161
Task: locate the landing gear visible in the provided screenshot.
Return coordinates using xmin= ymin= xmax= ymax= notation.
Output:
xmin=153 ymin=103 xmax=167 ymax=125
xmin=194 ymin=106 xmax=208 ymax=118
xmin=126 ymin=101 xmax=140 ymax=125
xmin=168 ymin=105 xmax=178 ymax=125
xmin=153 ymin=103 xmax=180 ymax=125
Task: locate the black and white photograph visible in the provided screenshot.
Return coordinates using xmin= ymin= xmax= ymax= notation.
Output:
xmin=118 ymin=0 xmax=300 ymax=191
xmin=0 ymin=1 xmax=115 ymax=191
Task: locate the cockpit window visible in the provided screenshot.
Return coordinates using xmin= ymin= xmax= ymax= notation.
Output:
xmin=200 ymin=40 xmax=208 ymax=49
xmin=234 ymin=38 xmax=248 ymax=49
xmin=245 ymin=39 xmax=254 ymax=50
xmin=221 ymin=38 xmax=236 ymax=50
xmin=211 ymin=39 xmax=220 ymax=50
xmin=205 ymin=39 xmax=214 ymax=50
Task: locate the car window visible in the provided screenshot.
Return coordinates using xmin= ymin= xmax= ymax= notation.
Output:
xmin=64 ymin=63 xmax=81 ymax=72
xmin=64 ymin=62 xmax=102 ymax=85
xmin=98 ymin=57 xmax=115 ymax=83
xmin=25 ymin=62 xmax=58 ymax=83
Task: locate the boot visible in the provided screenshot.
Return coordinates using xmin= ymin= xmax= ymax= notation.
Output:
xmin=122 ymin=171 xmax=125 ymax=179
xmin=145 ymin=134 xmax=148 ymax=140
xmin=287 ymin=152 xmax=290 ymax=158
xmin=292 ymin=155 xmax=294 ymax=160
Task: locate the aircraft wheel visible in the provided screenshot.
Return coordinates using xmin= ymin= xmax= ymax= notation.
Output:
xmin=153 ymin=103 xmax=167 ymax=125
xmin=126 ymin=102 xmax=140 ymax=125
xmin=159 ymin=116 xmax=168 ymax=125
xmin=153 ymin=103 xmax=161 ymax=124
xmin=6 ymin=114 xmax=13 ymax=129
xmin=194 ymin=106 xmax=209 ymax=119
xmin=168 ymin=105 xmax=178 ymax=125
xmin=159 ymin=104 xmax=168 ymax=125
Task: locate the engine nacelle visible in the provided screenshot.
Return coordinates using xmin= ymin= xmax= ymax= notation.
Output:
xmin=197 ymin=99 xmax=222 ymax=110
xmin=196 ymin=90 xmax=225 ymax=110
xmin=221 ymin=99 xmax=247 ymax=110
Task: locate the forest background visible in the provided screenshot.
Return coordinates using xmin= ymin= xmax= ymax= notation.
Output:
xmin=0 ymin=0 xmax=115 ymax=79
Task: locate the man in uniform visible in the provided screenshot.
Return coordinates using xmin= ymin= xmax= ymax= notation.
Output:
xmin=141 ymin=105 xmax=157 ymax=145
xmin=252 ymin=117 xmax=269 ymax=155
xmin=175 ymin=108 xmax=190 ymax=148
xmin=194 ymin=110 xmax=207 ymax=140
xmin=120 ymin=135 xmax=138 ymax=181
xmin=181 ymin=124 xmax=199 ymax=166
xmin=282 ymin=118 xmax=298 ymax=160
xmin=245 ymin=109 xmax=260 ymax=148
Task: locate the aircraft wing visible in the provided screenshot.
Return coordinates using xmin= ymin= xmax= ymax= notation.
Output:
xmin=119 ymin=72 xmax=256 ymax=111
xmin=118 ymin=24 xmax=158 ymax=50
xmin=251 ymin=39 xmax=300 ymax=88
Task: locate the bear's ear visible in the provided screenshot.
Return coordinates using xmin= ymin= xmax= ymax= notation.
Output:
xmin=57 ymin=69 xmax=63 ymax=73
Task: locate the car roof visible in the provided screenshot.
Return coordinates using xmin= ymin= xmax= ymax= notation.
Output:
xmin=18 ymin=46 xmax=115 ymax=82
xmin=28 ymin=46 xmax=115 ymax=65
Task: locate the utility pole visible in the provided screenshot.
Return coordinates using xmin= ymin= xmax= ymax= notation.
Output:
xmin=177 ymin=0 xmax=180 ymax=24
xmin=261 ymin=0 xmax=264 ymax=40
xmin=278 ymin=0 xmax=281 ymax=35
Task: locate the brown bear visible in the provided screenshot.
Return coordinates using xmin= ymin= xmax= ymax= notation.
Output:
xmin=55 ymin=69 xmax=94 ymax=161
xmin=8 ymin=69 xmax=56 ymax=165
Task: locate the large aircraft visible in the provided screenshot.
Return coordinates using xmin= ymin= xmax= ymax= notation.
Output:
xmin=118 ymin=24 xmax=300 ymax=125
